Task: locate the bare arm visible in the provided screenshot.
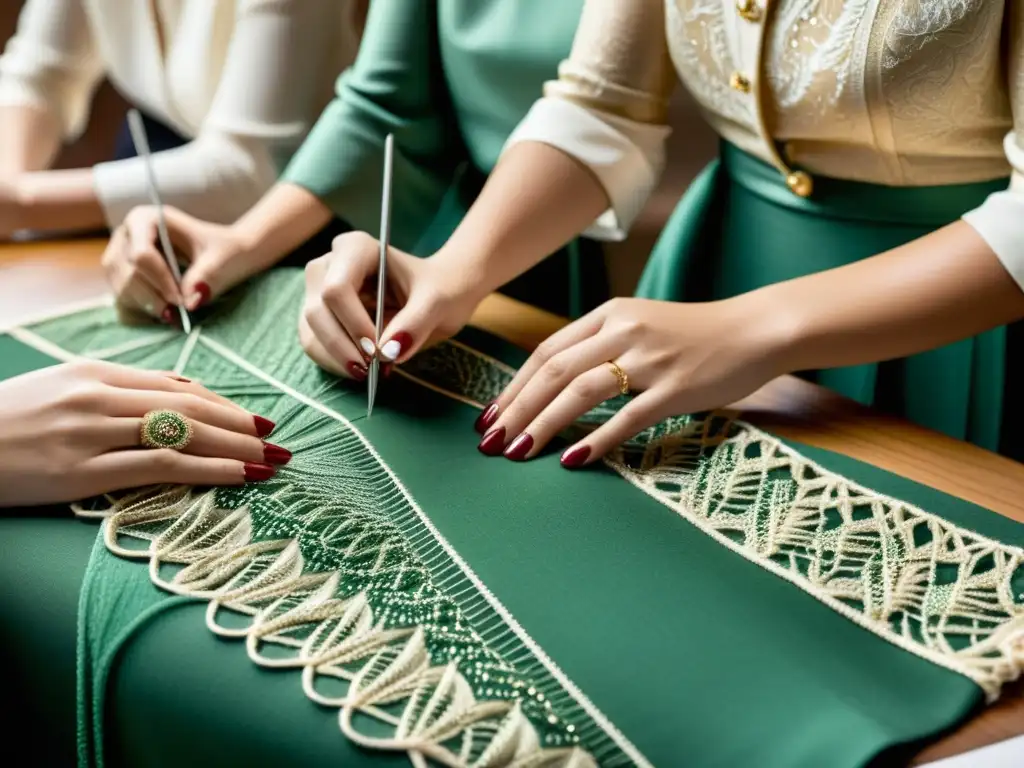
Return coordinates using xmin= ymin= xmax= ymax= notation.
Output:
xmin=766 ymin=221 xmax=1024 ymax=372
xmin=432 ymin=142 xmax=609 ymax=294
xmin=229 ymin=182 xmax=333 ymax=266
xmin=0 ymin=104 xmax=62 ymax=175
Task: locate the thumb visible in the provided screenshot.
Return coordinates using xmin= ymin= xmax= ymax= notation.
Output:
xmin=180 ymin=251 xmax=228 ymax=311
xmin=378 ymin=291 xmax=441 ymax=364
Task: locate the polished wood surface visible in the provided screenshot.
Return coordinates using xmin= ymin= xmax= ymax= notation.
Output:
xmin=1 ymin=239 xmax=1022 ymax=764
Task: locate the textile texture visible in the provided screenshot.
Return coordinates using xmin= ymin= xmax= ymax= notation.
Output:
xmin=0 ymin=271 xmax=1022 ymax=767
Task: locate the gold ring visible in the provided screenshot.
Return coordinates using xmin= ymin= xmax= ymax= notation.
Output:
xmin=605 ymin=361 xmax=629 ymax=396
xmin=140 ymin=409 xmax=194 ymax=450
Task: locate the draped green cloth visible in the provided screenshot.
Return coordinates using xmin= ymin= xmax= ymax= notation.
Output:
xmin=637 ymin=143 xmax=1020 ymax=459
xmin=1 ymin=270 xmax=1022 ymax=767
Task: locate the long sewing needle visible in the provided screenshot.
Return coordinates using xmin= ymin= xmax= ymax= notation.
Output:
xmin=126 ymin=109 xmax=191 ymax=334
xmin=368 ymin=133 xmax=394 ymax=418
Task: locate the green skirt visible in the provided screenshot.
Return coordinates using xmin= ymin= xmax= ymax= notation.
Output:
xmin=2 ymin=273 xmax=1022 ymax=768
xmin=637 ymin=143 xmax=1021 ymax=459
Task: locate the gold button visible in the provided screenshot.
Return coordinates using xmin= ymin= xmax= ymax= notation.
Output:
xmin=736 ymin=0 xmax=762 ymax=22
xmin=729 ymin=72 xmax=751 ymax=93
xmin=786 ymin=171 xmax=813 ymax=198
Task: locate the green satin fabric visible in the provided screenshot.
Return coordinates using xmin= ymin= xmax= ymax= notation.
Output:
xmin=1 ymin=281 xmax=1023 ymax=767
xmin=637 ymin=143 xmax=1017 ymax=458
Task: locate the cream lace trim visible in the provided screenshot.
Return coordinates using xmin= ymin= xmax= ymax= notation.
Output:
xmin=403 ymin=340 xmax=1024 ymax=702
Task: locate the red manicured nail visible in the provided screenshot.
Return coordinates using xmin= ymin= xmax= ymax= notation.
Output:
xmin=243 ymin=462 xmax=276 ymax=482
xmin=477 ymin=426 xmax=507 ymax=456
xmin=380 ymin=331 xmax=412 ymax=362
xmin=191 ymin=281 xmax=211 ymax=309
xmin=474 ymin=402 xmax=499 ymax=434
xmin=160 ymin=305 xmax=176 ymax=325
xmin=382 ymin=363 xmax=394 ymax=378
xmin=253 ymin=415 xmax=275 ymax=437
xmin=504 ymin=433 xmax=534 ymax=461
xmin=263 ymin=443 xmax=292 ymax=465
xmin=346 ymin=361 xmax=368 ymax=381
xmin=560 ymin=444 xmax=591 ymax=469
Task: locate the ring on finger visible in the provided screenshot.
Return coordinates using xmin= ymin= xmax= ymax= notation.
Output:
xmin=140 ymin=409 xmax=194 ymax=450
xmin=605 ymin=360 xmax=630 ymax=396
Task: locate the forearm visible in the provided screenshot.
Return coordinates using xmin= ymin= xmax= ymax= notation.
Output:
xmin=230 ymin=182 xmax=333 ymax=265
xmin=432 ymin=141 xmax=609 ymax=297
xmin=16 ymin=167 xmax=105 ymax=233
xmin=762 ymin=221 xmax=1024 ymax=372
xmin=0 ymin=104 xmax=62 ymax=175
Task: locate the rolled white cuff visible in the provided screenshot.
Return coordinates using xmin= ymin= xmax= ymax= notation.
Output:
xmin=962 ymin=133 xmax=1024 ymax=292
xmin=93 ymin=133 xmax=277 ymax=228
xmin=502 ymin=96 xmax=670 ymax=242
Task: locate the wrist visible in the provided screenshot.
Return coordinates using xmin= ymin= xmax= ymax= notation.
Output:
xmin=429 ymin=246 xmax=494 ymax=306
xmin=730 ymin=282 xmax=810 ymax=378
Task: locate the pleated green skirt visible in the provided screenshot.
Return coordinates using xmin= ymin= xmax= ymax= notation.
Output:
xmin=637 ymin=143 xmax=1021 ymax=460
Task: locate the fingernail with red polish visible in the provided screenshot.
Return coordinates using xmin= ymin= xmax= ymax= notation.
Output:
xmin=382 ymin=363 xmax=394 ymax=378
xmin=346 ymin=361 xmax=368 ymax=381
xmin=253 ymin=415 xmax=275 ymax=437
xmin=477 ymin=426 xmax=506 ymax=456
xmin=560 ymin=444 xmax=591 ymax=469
xmin=504 ymin=433 xmax=534 ymax=461
xmin=189 ymin=282 xmax=211 ymax=311
xmin=263 ymin=443 xmax=292 ymax=465
xmin=380 ymin=331 xmax=412 ymax=362
xmin=160 ymin=305 xmax=176 ymax=325
xmin=243 ymin=462 xmax=276 ymax=482
xmin=474 ymin=402 xmax=499 ymax=434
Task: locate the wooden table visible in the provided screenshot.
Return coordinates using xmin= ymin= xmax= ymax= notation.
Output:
xmin=2 ymin=239 xmax=1022 ymax=764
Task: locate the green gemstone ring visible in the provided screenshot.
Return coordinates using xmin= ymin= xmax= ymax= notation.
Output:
xmin=140 ymin=409 xmax=194 ymax=451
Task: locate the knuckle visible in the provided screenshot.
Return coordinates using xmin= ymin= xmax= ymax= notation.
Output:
xmin=331 ymin=231 xmax=375 ymax=254
xmin=147 ymin=448 xmax=181 ymax=474
xmin=321 ymin=280 xmax=348 ymax=307
xmin=532 ymin=338 xmax=560 ymax=365
xmin=539 ymin=355 xmax=569 ymax=382
xmin=568 ymin=374 xmax=602 ymax=402
xmin=134 ymin=249 xmax=162 ymax=271
xmin=62 ymin=381 xmax=107 ymax=413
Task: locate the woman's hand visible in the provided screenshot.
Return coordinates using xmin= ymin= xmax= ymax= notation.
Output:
xmin=299 ymin=232 xmax=486 ymax=379
xmin=102 ymin=206 xmax=259 ymax=324
xmin=0 ymin=360 xmax=290 ymax=507
xmin=475 ymin=295 xmax=793 ymax=466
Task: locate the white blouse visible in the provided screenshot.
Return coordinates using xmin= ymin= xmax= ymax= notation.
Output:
xmin=504 ymin=0 xmax=1024 ymax=291
xmin=0 ymin=0 xmax=358 ymax=226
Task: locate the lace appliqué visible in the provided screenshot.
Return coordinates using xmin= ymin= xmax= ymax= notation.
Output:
xmin=665 ymin=0 xmax=753 ymax=125
xmin=767 ymin=0 xmax=873 ymax=111
xmin=408 ymin=344 xmax=1024 ymax=701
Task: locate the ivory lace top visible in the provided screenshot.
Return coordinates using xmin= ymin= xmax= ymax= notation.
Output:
xmin=0 ymin=0 xmax=358 ymax=225
xmin=506 ymin=0 xmax=1024 ymax=289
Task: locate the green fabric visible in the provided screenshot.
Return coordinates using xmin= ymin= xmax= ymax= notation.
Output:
xmin=637 ymin=142 xmax=1017 ymax=457
xmin=2 ymin=272 xmax=1022 ymax=767
xmin=281 ymin=0 xmax=606 ymax=316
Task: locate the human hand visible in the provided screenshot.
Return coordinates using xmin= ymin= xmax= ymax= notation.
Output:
xmin=299 ymin=232 xmax=486 ymax=379
xmin=475 ymin=295 xmax=792 ymax=466
xmin=102 ymin=206 xmax=260 ymax=324
xmin=0 ymin=360 xmax=290 ymax=507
